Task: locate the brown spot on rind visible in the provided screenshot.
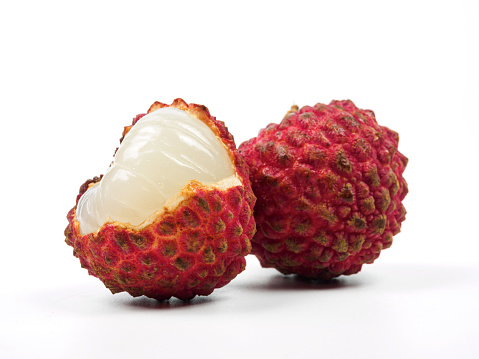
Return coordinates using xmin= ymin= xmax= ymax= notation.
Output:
xmin=104 ymin=251 xmax=119 ymax=266
xmin=319 ymin=249 xmax=333 ymax=262
xmin=214 ymin=219 xmax=226 ymax=233
xmin=180 ymin=208 xmax=201 ymax=228
xmin=375 ymin=187 xmax=391 ymax=213
xmin=130 ymin=233 xmax=148 ymax=249
xmin=371 ymin=215 xmax=387 ymax=235
xmin=280 ymin=256 xmax=302 ymax=267
xmin=338 ymin=206 xmax=351 ymax=218
xmin=313 ymin=230 xmax=333 ymax=246
xmin=294 ymin=220 xmax=311 ymax=235
xmin=197 ymin=197 xmax=210 ymax=213
xmin=115 ymin=232 xmax=130 ymax=252
xmin=305 ymin=146 xmax=327 ymax=166
xmin=332 ymin=234 xmax=349 ymax=253
xmin=365 ymin=164 xmax=380 ymax=187
xmin=336 ymin=150 xmax=353 ymax=173
xmin=339 ymin=115 xmax=359 ymax=128
xmin=327 ymin=123 xmax=347 ymax=139
xmin=318 ymin=204 xmax=338 ymax=224
xmin=157 ymin=219 xmax=176 ymax=236
xmin=187 ymin=278 xmax=200 ymax=288
xmin=351 ymin=138 xmax=371 ymax=161
xmin=233 ymin=224 xmax=243 ymax=237
xmin=360 ymin=196 xmax=376 ymax=215
xmin=356 ymin=181 xmax=370 ymax=199
xmin=276 ymin=145 xmax=293 ymax=165
xmin=285 ymin=238 xmax=307 ymax=253
xmin=121 ymin=262 xmax=135 ymax=273
xmin=214 ymin=262 xmax=226 ymax=276
xmin=157 ymin=277 xmax=178 ymax=289
xmin=261 ymin=238 xmax=283 ymax=253
xmin=382 ymin=231 xmax=394 ymax=249
xmin=303 ymin=245 xmax=324 ymax=263
xmin=349 ymin=234 xmax=365 ymax=253
xmin=174 ymin=257 xmax=193 ymax=271
xmin=215 ymin=237 xmax=228 ymax=253
xmin=348 ymin=213 xmax=367 ymax=231
xmin=202 ymin=246 xmax=216 ymax=264
xmin=338 ymin=183 xmax=354 ymax=203
xmin=183 ymin=231 xmax=204 ymax=253
xmin=161 ymin=240 xmax=177 ymax=257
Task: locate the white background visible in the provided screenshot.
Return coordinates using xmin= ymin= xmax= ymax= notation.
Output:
xmin=1 ymin=1 xmax=478 ymax=358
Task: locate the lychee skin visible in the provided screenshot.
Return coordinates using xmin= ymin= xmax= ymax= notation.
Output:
xmin=239 ymin=100 xmax=408 ymax=280
xmin=65 ymin=99 xmax=256 ymax=301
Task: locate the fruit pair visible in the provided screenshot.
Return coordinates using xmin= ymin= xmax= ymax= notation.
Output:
xmin=65 ymin=98 xmax=408 ymax=300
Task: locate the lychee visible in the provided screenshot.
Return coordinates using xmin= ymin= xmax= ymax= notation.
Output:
xmin=65 ymin=99 xmax=256 ymax=300
xmin=239 ymin=100 xmax=408 ymax=279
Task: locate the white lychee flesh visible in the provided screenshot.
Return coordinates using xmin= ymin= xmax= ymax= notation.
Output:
xmin=76 ymin=107 xmax=237 ymax=235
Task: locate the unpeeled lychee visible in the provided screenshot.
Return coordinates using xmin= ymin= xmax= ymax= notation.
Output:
xmin=239 ymin=100 xmax=408 ymax=279
xmin=65 ymin=99 xmax=256 ymax=300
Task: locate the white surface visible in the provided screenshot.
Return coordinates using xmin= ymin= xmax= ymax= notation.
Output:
xmin=2 ymin=258 xmax=478 ymax=359
xmin=1 ymin=1 xmax=478 ymax=358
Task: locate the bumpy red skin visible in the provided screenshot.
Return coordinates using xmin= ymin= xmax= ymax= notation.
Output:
xmin=65 ymin=99 xmax=256 ymax=300
xmin=239 ymin=100 xmax=408 ymax=280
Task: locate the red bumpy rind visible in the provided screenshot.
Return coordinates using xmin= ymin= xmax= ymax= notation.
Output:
xmin=239 ymin=100 xmax=408 ymax=279
xmin=65 ymin=99 xmax=256 ymax=300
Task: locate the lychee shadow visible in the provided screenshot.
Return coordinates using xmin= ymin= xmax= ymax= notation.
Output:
xmin=121 ymin=295 xmax=216 ymax=310
xmin=246 ymin=273 xmax=360 ymax=292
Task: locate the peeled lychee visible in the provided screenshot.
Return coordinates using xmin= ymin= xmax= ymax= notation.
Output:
xmin=239 ymin=100 xmax=408 ymax=279
xmin=65 ymin=99 xmax=256 ymax=300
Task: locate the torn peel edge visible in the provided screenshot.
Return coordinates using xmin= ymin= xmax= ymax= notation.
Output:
xmin=75 ymin=174 xmax=243 ymax=236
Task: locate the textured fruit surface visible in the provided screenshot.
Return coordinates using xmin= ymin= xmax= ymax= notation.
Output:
xmin=239 ymin=100 xmax=408 ymax=279
xmin=65 ymin=99 xmax=256 ymax=300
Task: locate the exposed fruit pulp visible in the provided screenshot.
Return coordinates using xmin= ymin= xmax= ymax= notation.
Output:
xmin=77 ymin=107 xmax=235 ymax=235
